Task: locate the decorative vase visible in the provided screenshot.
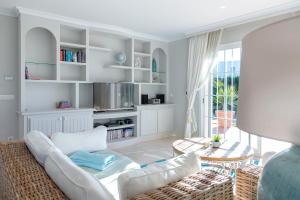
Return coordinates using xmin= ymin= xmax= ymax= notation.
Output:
xmin=115 ymin=52 xmax=127 ymax=65
xmin=152 ymin=58 xmax=157 ymax=72
xmin=258 ymin=145 xmax=300 ymax=200
xmin=212 ymin=141 xmax=221 ymax=148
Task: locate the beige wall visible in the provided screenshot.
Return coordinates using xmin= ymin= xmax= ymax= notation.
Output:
xmin=0 ymin=15 xmax=18 ymax=141
xmin=169 ymin=39 xmax=188 ymax=136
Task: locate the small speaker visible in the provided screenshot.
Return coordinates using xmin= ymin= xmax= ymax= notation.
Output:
xmin=141 ymin=94 xmax=148 ymax=104
xmin=156 ymin=94 xmax=165 ymax=104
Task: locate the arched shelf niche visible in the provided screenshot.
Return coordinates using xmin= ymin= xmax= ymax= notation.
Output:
xmin=25 ymin=27 xmax=57 ymax=80
xmin=152 ymin=48 xmax=167 ymax=83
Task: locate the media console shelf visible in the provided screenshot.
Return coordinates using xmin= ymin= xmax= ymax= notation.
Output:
xmin=93 ymin=111 xmax=138 ymax=145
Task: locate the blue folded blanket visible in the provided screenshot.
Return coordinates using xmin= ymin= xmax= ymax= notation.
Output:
xmin=69 ymin=151 xmax=116 ymax=171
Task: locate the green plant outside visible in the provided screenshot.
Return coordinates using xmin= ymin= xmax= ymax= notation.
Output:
xmin=213 ymin=76 xmax=239 ymax=112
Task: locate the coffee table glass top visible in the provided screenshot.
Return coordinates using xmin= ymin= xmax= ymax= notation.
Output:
xmin=173 ymin=137 xmax=254 ymax=162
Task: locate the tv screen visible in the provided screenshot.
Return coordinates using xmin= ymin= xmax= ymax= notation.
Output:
xmin=93 ymin=83 xmax=134 ymax=111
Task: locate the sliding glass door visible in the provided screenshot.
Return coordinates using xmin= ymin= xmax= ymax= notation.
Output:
xmin=200 ymin=43 xmax=291 ymax=157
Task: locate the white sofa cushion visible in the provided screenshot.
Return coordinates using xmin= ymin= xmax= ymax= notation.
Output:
xmin=117 ymin=152 xmax=201 ymax=200
xmin=51 ymin=126 xmax=107 ymax=155
xmin=24 ymin=130 xmax=57 ymax=166
xmin=45 ymin=149 xmax=114 ymax=200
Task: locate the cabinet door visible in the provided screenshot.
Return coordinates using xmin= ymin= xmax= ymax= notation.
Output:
xmin=158 ymin=108 xmax=174 ymax=133
xmin=63 ymin=113 xmax=93 ymax=133
xmin=28 ymin=115 xmax=63 ymax=136
xmin=141 ymin=110 xmax=158 ymax=136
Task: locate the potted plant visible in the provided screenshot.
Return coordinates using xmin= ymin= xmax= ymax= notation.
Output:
xmin=213 ymin=80 xmax=238 ymax=128
xmin=212 ymin=134 xmax=222 ymax=148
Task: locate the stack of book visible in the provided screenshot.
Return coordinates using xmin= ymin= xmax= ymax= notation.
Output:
xmin=60 ymin=49 xmax=86 ymax=63
xmin=107 ymin=128 xmax=134 ymax=142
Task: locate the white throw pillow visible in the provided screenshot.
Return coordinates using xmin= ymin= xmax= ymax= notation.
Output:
xmin=45 ymin=149 xmax=114 ymax=200
xmin=118 ymin=152 xmax=202 ymax=200
xmin=51 ymin=126 xmax=107 ymax=155
xmin=24 ymin=130 xmax=57 ymax=166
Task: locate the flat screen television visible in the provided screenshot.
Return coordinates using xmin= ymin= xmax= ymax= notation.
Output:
xmin=93 ymin=83 xmax=135 ymax=112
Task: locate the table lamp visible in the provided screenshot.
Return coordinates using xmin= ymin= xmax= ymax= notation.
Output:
xmin=237 ymin=15 xmax=300 ymax=200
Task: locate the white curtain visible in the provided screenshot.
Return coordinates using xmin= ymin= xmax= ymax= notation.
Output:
xmin=185 ymin=30 xmax=223 ymax=138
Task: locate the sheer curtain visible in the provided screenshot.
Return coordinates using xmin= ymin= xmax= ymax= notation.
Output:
xmin=185 ymin=30 xmax=222 ymax=138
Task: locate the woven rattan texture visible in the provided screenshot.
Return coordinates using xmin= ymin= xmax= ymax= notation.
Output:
xmin=0 ymin=141 xmax=67 ymax=200
xmin=131 ymin=170 xmax=233 ymax=200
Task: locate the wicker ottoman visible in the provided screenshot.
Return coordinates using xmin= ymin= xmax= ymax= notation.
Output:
xmin=131 ymin=170 xmax=234 ymax=200
xmin=236 ymin=164 xmax=262 ymax=200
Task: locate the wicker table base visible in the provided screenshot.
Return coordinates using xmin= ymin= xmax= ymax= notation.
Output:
xmin=131 ymin=170 xmax=234 ymax=200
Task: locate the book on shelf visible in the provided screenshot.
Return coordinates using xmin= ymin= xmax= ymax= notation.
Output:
xmin=107 ymin=128 xmax=134 ymax=142
xmin=60 ymin=49 xmax=86 ymax=63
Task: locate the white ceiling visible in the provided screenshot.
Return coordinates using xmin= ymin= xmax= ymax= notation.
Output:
xmin=1 ymin=0 xmax=300 ymax=41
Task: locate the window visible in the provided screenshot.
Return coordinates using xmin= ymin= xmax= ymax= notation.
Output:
xmin=200 ymin=43 xmax=291 ymax=157
xmin=201 ymin=45 xmax=241 ymax=139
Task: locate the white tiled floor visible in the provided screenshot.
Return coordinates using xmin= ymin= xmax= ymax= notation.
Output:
xmin=114 ymin=136 xmax=179 ymax=164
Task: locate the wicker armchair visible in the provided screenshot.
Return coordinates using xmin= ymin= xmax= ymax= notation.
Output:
xmin=236 ymin=164 xmax=263 ymax=200
xmin=0 ymin=141 xmax=67 ymax=200
xmin=0 ymin=141 xmax=234 ymax=200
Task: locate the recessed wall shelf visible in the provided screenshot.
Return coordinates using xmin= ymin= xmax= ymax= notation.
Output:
xmin=89 ymin=46 xmax=112 ymax=52
xmin=25 ymin=61 xmax=56 ymax=65
xmin=142 ymin=82 xmax=167 ymax=86
xmin=25 ymin=79 xmax=56 ymax=83
xmin=25 ymin=80 xmax=90 ymax=84
xmin=134 ymin=52 xmax=151 ymax=57
xmin=134 ymin=67 xmax=151 ymax=71
xmin=60 ymin=61 xmax=86 ymax=66
xmin=107 ymin=65 xmax=132 ymax=70
xmin=60 ymin=42 xmax=86 ymax=49
xmin=152 ymin=71 xmax=166 ymax=74
xmin=107 ymin=123 xmax=135 ymax=131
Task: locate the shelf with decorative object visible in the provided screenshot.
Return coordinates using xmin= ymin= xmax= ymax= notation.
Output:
xmin=152 ymin=48 xmax=167 ymax=84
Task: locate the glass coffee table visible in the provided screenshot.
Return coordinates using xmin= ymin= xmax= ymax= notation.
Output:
xmin=173 ymin=137 xmax=254 ymax=175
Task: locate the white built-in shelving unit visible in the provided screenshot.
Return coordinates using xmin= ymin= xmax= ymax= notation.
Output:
xmin=19 ymin=13 xmax=171 ymax=141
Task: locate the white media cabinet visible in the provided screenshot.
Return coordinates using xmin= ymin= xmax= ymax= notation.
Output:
xmin=21 ymin=104 xmax=175 ymax=148
xmin=18 ymin=11 xmax=175 ymax=146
